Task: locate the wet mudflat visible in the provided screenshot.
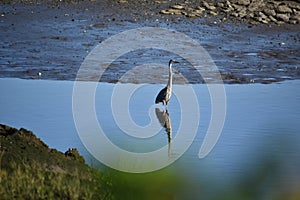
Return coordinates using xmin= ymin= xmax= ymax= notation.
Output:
xmin=0 ymin=1 xmax=299 ymax=84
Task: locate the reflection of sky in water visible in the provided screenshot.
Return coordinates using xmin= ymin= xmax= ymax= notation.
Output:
xmin=0 ymin=78 xmax=300 ymax=191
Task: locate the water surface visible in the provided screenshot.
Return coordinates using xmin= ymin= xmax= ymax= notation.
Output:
xmin=1 ymin=78 xmax=299 ymax=198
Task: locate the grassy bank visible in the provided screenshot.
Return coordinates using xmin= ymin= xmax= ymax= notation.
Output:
xmin=0 ymin=124 xmax=111 ymax=199
xmin=0 ymin=124 xmax=180 ymax=199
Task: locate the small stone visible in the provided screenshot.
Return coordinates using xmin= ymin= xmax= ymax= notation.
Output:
xmin=196 ymin=6 xmax=205 ymax=12
xmin=248 ymin=0 xmax=265 ymax=12
xmin=276 ymin=13 xmax=290 ymax=22
xmin=264 ymin=8 xmax=276 ymax=17
xmin=224 ymin=8 xmax=234 ymax=13
xmin=238 ymin=8 xmax=247 ymax=18
xmin=291 ymin=13 xmax=300 ymax=23
xmin=259 ymin=12 xmax=268 ymax=18
xmin=293 ymin=9 xmax=298 ymax=15
xmin=181 ymin=11 xmax=188 ymax=16
xmin=289 ymin=20 xmax=298 ymax=24
xmin=186 ymin=7 xmax=194 ymax=12
xmin=194 ymin=9 xmax=204 ymax=15
xmin=187 ymin=13 xmax=197 ymax=18
xmin=194 ymin=9 xmax=203 ymax=14
xmin=155 ymin=0 xmax=167 ymax=4
xmin=203 ymin=1 xmax=216 ymax=10
xmin=168 ymin=9 xmax=182 ymax=15
xmin=160 ymin=9 xmax=170 ymax=14
xmin=237 ymin=0 xmax=251 ymax=6
xmin=258 ymin=17 xmax=269 ymax=24
xmin=269 ymin=15 xmax=278 ymax=23
xmin=232 ymin=4 xmax=244 ymax=12
xmin=289 ymin=3 xmax=300 ymax=10
xmin=231 ymin=12 xmax=239 ymax=17
xmin=223 ymin=1 xmax=234 ymax=12
xmin=170 ymin=5 xmax=185 ymax=10
xmin=209 ymin=11 xmax=218 ymax=16
xmin=226 ymin=0 xmax=232 ymax=8
xmin=277 ymin=5 xmax=293 ymax=13
xmin=275 ymin=20 xmax=285 ymax=25
xmin=217 ymin=3 xmax=224 ymax=8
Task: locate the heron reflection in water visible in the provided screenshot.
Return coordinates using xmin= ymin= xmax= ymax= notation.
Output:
xmin=155 ymin=108 xmax=172 ymax=157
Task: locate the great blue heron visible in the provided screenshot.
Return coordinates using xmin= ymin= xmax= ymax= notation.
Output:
xmin=155 ymin=60 xmax=179 ymax=107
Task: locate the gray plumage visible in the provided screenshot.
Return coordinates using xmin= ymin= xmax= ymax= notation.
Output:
xmin=155 ymin=60 xmax=179 ymax=106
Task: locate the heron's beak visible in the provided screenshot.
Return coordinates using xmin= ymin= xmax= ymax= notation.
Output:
xmin=173 ymin=61 xmax=180 ymax=64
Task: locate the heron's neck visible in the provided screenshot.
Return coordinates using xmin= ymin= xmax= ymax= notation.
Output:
xmin=167 ymin=63 xmax=172 ymax=89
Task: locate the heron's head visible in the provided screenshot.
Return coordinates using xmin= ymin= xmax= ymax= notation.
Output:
xmin=169 ymin=59 xmax=179 ymax=66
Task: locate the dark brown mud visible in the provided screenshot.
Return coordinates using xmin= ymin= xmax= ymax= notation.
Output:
xmin=0 ymin=0 xmax=299 ymax=84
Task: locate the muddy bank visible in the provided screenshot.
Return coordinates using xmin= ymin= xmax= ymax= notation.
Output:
xmin=0 ymin=0 xmax=299 ymax=84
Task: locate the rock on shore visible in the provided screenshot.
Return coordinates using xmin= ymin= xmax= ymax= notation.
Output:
xmin=159 ymin=0 xmax=300 ymax=24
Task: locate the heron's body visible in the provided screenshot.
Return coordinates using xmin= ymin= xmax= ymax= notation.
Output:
xmin=155 ymin=60 xmax=178 ymax=107
xmin=155 ymin=86 xmax=171 ymax=105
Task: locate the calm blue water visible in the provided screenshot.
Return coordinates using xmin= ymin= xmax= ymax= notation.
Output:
xmin=1 ymin=78 xmax=300 ymax=198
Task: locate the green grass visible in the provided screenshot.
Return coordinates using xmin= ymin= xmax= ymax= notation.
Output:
xmin=0 ymin=150 xmax=180 ymax=200
xmin=0 ymin=124 xmax=110 ymax=200
xmin=0 ymin=161 xmax=105 ymax=199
